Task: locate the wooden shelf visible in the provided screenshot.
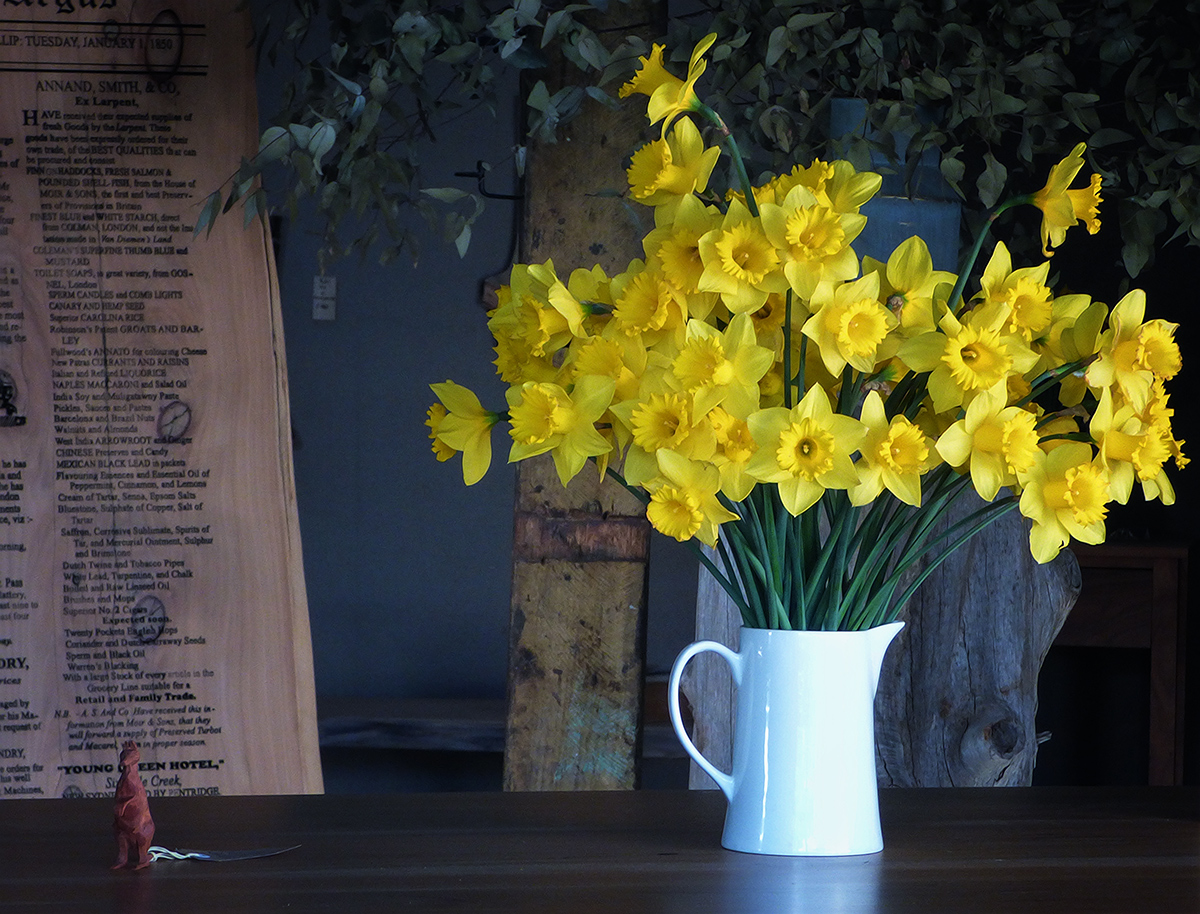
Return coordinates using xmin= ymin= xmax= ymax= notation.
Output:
xmin=1065 ymin=542 xmax=1188 ymax=785
xmin=317 ymin=685 xmax=682 ymax=759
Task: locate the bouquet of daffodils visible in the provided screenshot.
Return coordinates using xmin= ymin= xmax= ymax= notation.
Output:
xmin=427 ymin=34 xmax=1185 ymax=632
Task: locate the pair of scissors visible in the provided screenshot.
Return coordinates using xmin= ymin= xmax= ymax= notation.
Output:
xmin=148 ymin=845 xmax=300 ymax=862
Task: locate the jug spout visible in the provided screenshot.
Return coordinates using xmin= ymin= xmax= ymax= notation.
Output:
xmin=867 ymin=621 xmax=905 ymax=695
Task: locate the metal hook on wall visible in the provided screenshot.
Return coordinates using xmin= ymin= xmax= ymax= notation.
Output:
xmin=454 ymin=160 xmax=523 ymax=200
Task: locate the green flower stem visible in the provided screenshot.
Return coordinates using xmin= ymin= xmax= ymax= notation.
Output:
xmin=788 ymin=509 xmax=809 ymax=629
xmin=885 ymin=369 xmax=932 ymax=422
xmin=885 ymin=476 xmax=980 ymax=582
xmin=859 ymin=496 xmax=1021 ymax=625
xmin=750 ymin=489 xmax=790 ymax=628
xmin=836 ymin=493 xmax=909 ymax=618
xmin=784 ymin=289 xmax=794 ymax=409
xmin=605 ymin=466 xmax=754 ymax=621
xmin=696 ymin=103 xmax=759 ymax=218
xmin=714 ymin=514 xmax=764 ymax=624
xmin=715 ymin=532 xmax=766 ymax=629
xmin=826 ymin=496 xmax=858 ymax=629
xmin=946 ymin=195 xmax=1030 ymax=315
xmin=796 ymin=335 xmax=808 ymax=401
xmin=1017 ymin=357 xmax=1094 ymax=408
xmin=892 ymin=469 xmax=970 ymax=566
xmin=836 ymin=365 xmax=860 ymax=416
xmin=703 ymin=534 xmax=760 ymax=623
xmin=801 ymin=494 xmax=853 ymax=626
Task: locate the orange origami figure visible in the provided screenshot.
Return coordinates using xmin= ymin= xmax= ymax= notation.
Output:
xmin=112 ymin=740 xmax=155 ymax=870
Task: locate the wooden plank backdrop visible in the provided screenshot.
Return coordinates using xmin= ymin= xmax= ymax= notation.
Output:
xmin=0 ymin=0 xmax=322 ymax=797
xmin=504 ymin=3 xmax=662 ymax=791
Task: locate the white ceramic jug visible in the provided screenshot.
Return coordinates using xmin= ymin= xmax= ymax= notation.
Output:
xmin=668 ymin=622 xmax=904 ymax=856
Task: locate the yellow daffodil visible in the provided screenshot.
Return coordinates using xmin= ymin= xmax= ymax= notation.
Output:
xmin=863 ymin=236 xmax=956 ymax=337
xmin=429 ymin=381 xmax=501 ymax=485
xmin=488 ymin=260 xmax=573 ymax=382
xmin=1018 ymin=441 xmax=1110 ymax=563
xmin=759 ymin=183 xmax=864 ymax=300
xmin=1090 ymin=388 xmax=1175 ymax=505
xmin=705 ymin=405 xmax=759 ymax=501
xmin=618 ymin=43 xmax=682 ymax=101
xmin=746 ymin=290 xmax=791 ymax=353
xmin=672 ymin=312 xmax=774 ymax=418
xmin=565 ymin=329 xmax=646 ymax=405
xmin=1139 ymin=378 xmax=1189 ymax=474
xmin=935 ymin=383 xmax=1041 ymax=501
xmin=426 ymin=403 xmax=456 ymax=461
xmin=506 ymin=376 xmax=616 ymax=485
xmin=1031 ymin=142 xmax=1103 ymax=256
xmin=610 ymin=260 xmax=687 ymax=347
xmin=975 ymin=242 xmax=1054 ymax=342
xmin=850 ymin=391 xmax=937 ymax=507
xmin=1085 ymin=289 xmax=1180 ymax=411
xmin=643 ymin=194 xmax=722 ymax=319
xmin=900 ymin=302 xmax=1038 ymax=413
xmin=627 ymin=117 xmax=721 ymax=216
xmin=645 ymin=449 xmax=740 ymax=546
xmin=746 ymin=384 xmax=866 ymax=515
xmin=824 ymin=159 xmax=885 ymax=214
xmin=802 ymin=272 xmax=899 ymax=376
xmin=549 ymin=264 xmax=618 ymax=347
xmin=752 ymin=159 xmax=883 ymax=214
xmin=1138 ymin=319 xmax=1183 ymax=380
xmin=1068 ymin=173 xmax=1103 ymax=233
xmin=618 ymin=34 xmax=717 ymax=133
xmin=757 ymin=363 xmax=786 ymax=408
xmin=746 ymin=160 xmax=831 ymax=208
xmin=491 ymin=331 xmax=561 ymax=386
xmin=646 ymin=33 xmax=716 ymax=132
xmin=1025 ymin=291 xmax=1093 ymax=381
xmin=609 ymin=380 xmax=717 ymax=486
xmin=1036 ymin=413 xmax=1081 ymax=454
xmin=697 ymin=198 xmax=789 ymax=314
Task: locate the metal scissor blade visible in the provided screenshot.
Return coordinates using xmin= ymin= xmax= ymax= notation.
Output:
xmin=151 ymin=845 xmax=301 ymax=862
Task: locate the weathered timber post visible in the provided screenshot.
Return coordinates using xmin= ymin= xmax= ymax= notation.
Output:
xmin=503 ymin=3 xmax=663 ymax=791
xmin=874 ymin=501 xmax=1080 ymax=787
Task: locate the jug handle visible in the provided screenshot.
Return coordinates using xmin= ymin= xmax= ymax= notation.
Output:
xmin=667 ymin=640 xmax=740 ymax=801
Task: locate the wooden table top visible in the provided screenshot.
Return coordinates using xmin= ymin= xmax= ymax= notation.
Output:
xmin=2 ymin=787 xmax=1197 ymax=913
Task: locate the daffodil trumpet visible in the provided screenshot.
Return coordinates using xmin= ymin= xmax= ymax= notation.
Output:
xmin=427 ymin=33 xmax=1185 ymax=632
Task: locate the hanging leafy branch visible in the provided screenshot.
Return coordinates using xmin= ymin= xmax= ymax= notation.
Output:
xmin=204 ymin=0 xmax=647 ymax=266
xmin=214 ymin=0 xmax=1200 ymax=278
xmin=660 ymin=0 xmax=1200 ymax=278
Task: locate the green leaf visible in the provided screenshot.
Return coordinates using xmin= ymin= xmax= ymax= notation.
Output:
xmin=543 ymin=9 xmax=570 ymax=47
xmin=1175 ymin=145 xmax=1200 ymax=166
xmin=421 ymin=186 xmax=470 ymax=203
xmin=920 ymin=69 xmax=953 ymax=99
xmin=526 ymin=79 xmax=550 ymax=112
xmin=976 ymin=152 xmax=1007 ymax=208
xmin=327 ymin=68 xmax=362 ymax=97
xmin=308 ymin=122 xmax=337 ymax=168
xmin=194 ymin=191 xmax=221 ymax=238
xmin=574 ymin=29 xmax=608 ymax=70
xmin=585 ymin=85 xmax=618 ymax=109
xmin=1089 ymin=127 xmax=1134 ymax=148
xmin=514 ymin=0 xmax=540 ymax=26
xmin=501 ymin=36 xmax=524 ymax=59
xmin=786 ymin=11 xmax=836 ymax=30
xmin=766 ymin=26 xmax=790 ymax=68
xmin=939 ymin=155 xmax=966 ymax=197
xmin=454 ymin=222 xmax=472 ymax=258
xmin=256 ymin=126 xmax=292 ymax=165
xmin=435 ymin=43 xmax=477 ymax=66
